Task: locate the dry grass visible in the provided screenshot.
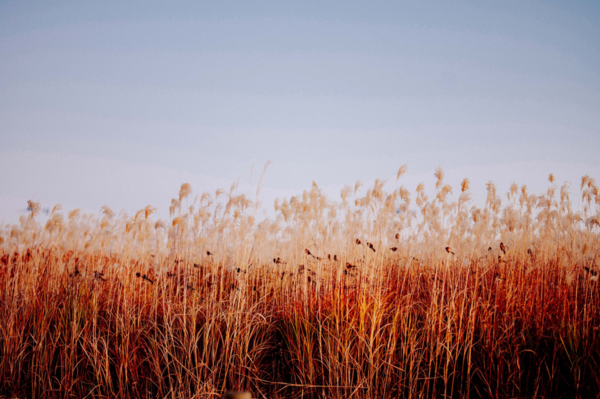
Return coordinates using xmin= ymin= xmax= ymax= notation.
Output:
xmin=1 ymin=169 xmax=599 ymax=398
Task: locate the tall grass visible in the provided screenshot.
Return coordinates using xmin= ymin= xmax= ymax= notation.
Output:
xmin=1 ymin=168 xmax=599 ymax=398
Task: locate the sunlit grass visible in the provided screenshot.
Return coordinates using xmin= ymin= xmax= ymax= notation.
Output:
xmin=1 ymin=167 xmax=599 ymax=398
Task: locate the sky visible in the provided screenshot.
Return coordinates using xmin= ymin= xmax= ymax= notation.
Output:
xmin=1 ymin=0 xmax=599 ymax=223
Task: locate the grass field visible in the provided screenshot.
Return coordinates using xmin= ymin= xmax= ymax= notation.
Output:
xmin=1 ymin=168 xmax=599 ymax=398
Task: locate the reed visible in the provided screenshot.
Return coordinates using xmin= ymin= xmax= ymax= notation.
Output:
xmin=0 ymin=168 xmax=599 ymax=398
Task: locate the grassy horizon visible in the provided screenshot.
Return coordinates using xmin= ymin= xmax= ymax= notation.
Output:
xmin=1 ymin=167 xmax=599 ymax=398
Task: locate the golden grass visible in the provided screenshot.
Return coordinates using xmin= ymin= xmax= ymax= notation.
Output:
xmin=1 ymin=168 xmax=599 ymax=398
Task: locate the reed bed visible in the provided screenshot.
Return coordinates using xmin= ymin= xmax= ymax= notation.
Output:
xmin=1 ymin=168 xmax=599 ymax=398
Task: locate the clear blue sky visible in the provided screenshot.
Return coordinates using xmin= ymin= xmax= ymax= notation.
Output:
xmin=1 ymin=1 xmax=599 ymax=222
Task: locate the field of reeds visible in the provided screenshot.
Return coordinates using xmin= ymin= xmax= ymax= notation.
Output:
xmin=1 ymin=167 xmax=600 ymax=399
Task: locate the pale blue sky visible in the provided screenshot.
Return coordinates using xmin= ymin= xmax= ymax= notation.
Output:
xmin=1 ymin=1 xmax=599 ymax=222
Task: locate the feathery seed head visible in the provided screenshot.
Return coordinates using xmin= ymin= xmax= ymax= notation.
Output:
xmin=396 ymin=164 xmax=408 ymax=180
